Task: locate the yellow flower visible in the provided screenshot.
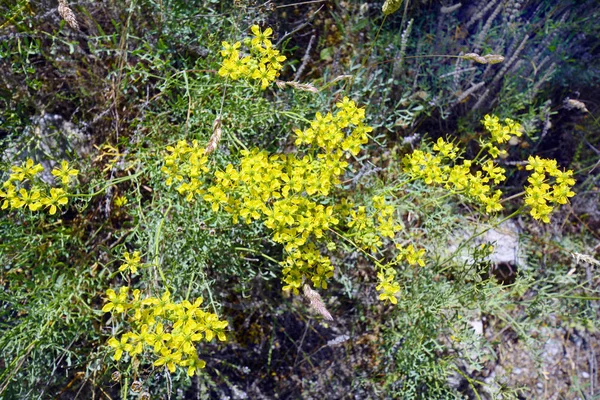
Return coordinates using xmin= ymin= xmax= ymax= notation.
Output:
xmin=0 ymin=183 xmax=17 ymax=210
xmin=526 ymin=156 xmax=546 ymax=173
xmin=250 ymin=25 xmax=273 ymax=48
xmin=51 ymin=160 xmax=79 ymax=185
xmin=251 ymin=63 xmax=277 ymax=90
xmin=108 ymin=336 xmax=132 ymax=361
xmin=150 ymin=322 xmax=173 ymax=353
xmin=119 ymin=251 xmax=142 ymax=274
xmin=153 ymin=348 xmax=182 ymax=373
xmin=184 ymin=356 xmax=206 ymax=377
xmin=376 ymin=269 xmax=400 ymax=304
xmin=433 ymin=137 xmax=457 ymax=159
xmin=17 ymin=188 xmax=43 ymax=211
xmin=10 ymin=158 xmax=44 ymax=181
xmin=220 ymin=41 xmax=241 ymax=57
xmin=43 ymin=188 xmax=68 ymax=215
xmin=114 ymin=195 xmax=128 ymax=207
xmin=102 ymin=287 xmax=130 ymax=313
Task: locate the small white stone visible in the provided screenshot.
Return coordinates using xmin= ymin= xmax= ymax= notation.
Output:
xmin=470 ymin=320 xmax=484 ymax=335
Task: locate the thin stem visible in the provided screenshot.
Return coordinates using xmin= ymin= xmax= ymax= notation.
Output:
xmin=500 ymin=191 xmax=525 ymax=203
xmin=72 ymin=171 xmax=144 ymax=198
xmin=360 ymin=15 xmax=387 ymax=70
xmin=153 ymin=201 xmax=172 ymax=290
xmin=234 ymin=247 xmax=280 ymax=265
xmin=451 ymin=366 xmax=484 ymax=400
xmin=328 ymin=228 xmax=382 ymax=267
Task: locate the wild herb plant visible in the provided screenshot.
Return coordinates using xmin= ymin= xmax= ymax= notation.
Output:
xmin=0 ymin=1 xmax=597 ymax=398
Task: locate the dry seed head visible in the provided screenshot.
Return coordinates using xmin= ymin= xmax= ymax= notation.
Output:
xmin=461 ymin=53 xmax=488 ymax=64
xmin=275 ymin=80 xmax=287 ymax=90
xmin=58 ymin=0 xmax=79 ymax=30
xmin=281 ymin=81 xmax=318 ymax=93
xmin=303 ymin=284 xmax=333 ymax=321
xmin=564 ymin=99 xmax=589 ymax=113
xmin=483 ymin=54 xmax=505 ymax=64
xmin=327 ymin=334 xmax=350 ymax=346
xmin=382 ymin=0 xmax=403 ymax=15
xmin=131 ymin=381 xmax=143 ymax=393
xmin=205 ymin=119 xmax=222 ymax=155
xmin=329 ymin=75 xmax=353 ymax=85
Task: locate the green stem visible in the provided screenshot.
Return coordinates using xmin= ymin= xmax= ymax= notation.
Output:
xmin=72 ymin=171 xmax=144 ymax=199
xmin=153 ymin=202 xmax=172 ymax=291
xmin=328 ymin=228 xmax=382 ymax=267
xmin=234 ymin=247 xmax=280 ymax=265
xmin=278 ymin=110 xmax=312 ymax=123
xmin=451 ymin=366 xmax=483 ymax=400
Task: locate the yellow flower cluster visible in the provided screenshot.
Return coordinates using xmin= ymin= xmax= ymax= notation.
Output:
xmin=395 ymin=243 xmax=426 ymax=267
xmin=404 ymin=140 xmax=505 ymax=213
xmin=403 ymin=116 xmax=522 ymax=214
xmin=524 ymin=155 xmax=576 ymax=223
xmin=102 ymin=287 xmax=228 ymax=376
xmin=375 ymin=243 xmax=426 ymax=304
xmin=404 ymin=115 xmax=576 ymax=223
xmin=160 ymin=140 xmax=210 ymax=202
xmin=114 ymin=195 xmax=128 ymax=207
xmin=481 ymin=115 xmax=522 ymax=158
xmin=162 ymin=98 xmax=401 ymax=298
xmin=218 ymin=25 xmax=286 ymax=90
xmin=347 ymin=195 xmax=400 ymax=252
xmin=0 ymin=158 xmax=77 ymax=215
xmin=376 ymin=266 xmax=401 ymax=304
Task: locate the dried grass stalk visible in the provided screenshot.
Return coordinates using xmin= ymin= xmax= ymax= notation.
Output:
xmin=455 ymin=81 xmax=485 ymax=104
xmin=492 ymin=35 xmax=529 ymax=86
xmin=466 ymin=0 xmax=499 ymax=29
xmin=58 ymin=0 xmax=79 ymax=30
xmin=471 ymin=88 xmax=489 ymax=111
xmin=205 ymin=118 xmax=222 ymax=154
xmin=294 ymin=34 xmax=315 ymax=82
xmin=441 ymin=3 xmax=462 ymax=14
xmin=473 ymin=0 xmax=503 ymax=52
xmin=303 ymin=284 xmax=333 ymax=321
